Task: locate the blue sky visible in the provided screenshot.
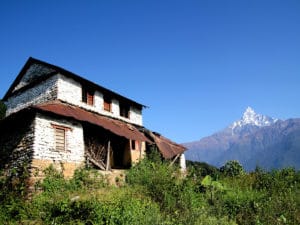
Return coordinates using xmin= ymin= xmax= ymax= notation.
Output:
xmin=0 ymin=0 xmax=299 ymax=143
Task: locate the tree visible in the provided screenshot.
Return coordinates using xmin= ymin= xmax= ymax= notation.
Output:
xmin=220 ymin=160 xmax=244 ymax=177
xmin=0 ymin=100 xmax=6 ymax=119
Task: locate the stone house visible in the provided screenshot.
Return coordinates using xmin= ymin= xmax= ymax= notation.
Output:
xmin=0 ymin=57 xmax=186 ymax=181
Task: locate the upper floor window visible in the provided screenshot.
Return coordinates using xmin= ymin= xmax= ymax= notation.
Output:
xmin=103 ymin=96 xmax=111 ymax=112
xmin=120 ymin=103 xmax=130 ymax=118
xmin=82 ymin=87 xmax=94 ymax=106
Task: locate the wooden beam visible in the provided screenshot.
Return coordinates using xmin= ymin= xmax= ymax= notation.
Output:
xmin=169 ymin=154 xmax=180 ymax=167
xmin=86 ymin=152 xmax=106 ymax=170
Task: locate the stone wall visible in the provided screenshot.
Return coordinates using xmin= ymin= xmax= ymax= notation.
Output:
xmin=0 ymin=114 xmax=35 ymax=176
xmin=0 ymin=112 xmax=85 ymax=180
xmin=5 ymin=71 xmax=143 ymax=125
xmin=5 ymin=75 xmax=58 ymax=116
xmin=33 ymin=113 xmax=85 ymax=163
xmin=29 ymin=113 xmax=85 ymax=180
xmin=13 ymin=63 xmax=56 ymax=92
xmin=130 ymin=106 xmax=143 ymax=126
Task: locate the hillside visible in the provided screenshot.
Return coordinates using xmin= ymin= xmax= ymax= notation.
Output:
xmin=184 ymin=107 xmax=300 ymax=171
xmin=0 ymin=158 xmax=299 ymax=225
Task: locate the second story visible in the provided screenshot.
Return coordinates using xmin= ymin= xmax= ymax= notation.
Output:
xmin=3 ymin=57 xmax=144 ymax=126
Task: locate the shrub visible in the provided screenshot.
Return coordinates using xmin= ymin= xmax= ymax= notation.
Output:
xmin=39 ymin=165 xmax=67 ymax=193
xmin=70 ymin=167 xmax=108 ymax=190
xmin=220 ymin=160 xmax=244 ymax=177
xmin=187 ymin=160 xmax=220 ymax=179
xmin=126 ymin=156 xmax=178 ymax=209
xmin=127 ymin=156 xmax=207 ymax=224
xmin=32 ymin=187 xmax=162 ymax=225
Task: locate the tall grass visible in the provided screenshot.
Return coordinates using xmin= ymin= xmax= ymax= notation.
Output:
xmin=0 ymin=158 xmax=299 ymax=224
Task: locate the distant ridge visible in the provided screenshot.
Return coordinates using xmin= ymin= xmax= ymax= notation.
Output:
xmin=184 ymin=107 xmax=300 ymax=171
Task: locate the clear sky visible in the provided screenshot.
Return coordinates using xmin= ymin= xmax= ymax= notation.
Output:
xmin=0 ymin=0 xmax=299 ymax=143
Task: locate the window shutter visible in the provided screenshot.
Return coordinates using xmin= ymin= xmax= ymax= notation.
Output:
xmin=103 ymin=97 xmax=111 ymax=112
xmin=55 ymin=128 xmax=66 ymax=151
xmin=82 ymin=87 xmax=94 ymax=105
xmin=87 ymin=92 xmax=94 ymax=105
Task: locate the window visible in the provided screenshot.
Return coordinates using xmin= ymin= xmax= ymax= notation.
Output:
xmin=82 ymin=87 xmax=94 ymax=106
xmin=52 ymin=124 xmax=72 ymax=151
xmin=120 ymin=103 xmax=130 ymax=118
xmin=55 ymin=127 xmax=66 ymax=151
xmin=103 ymin=96 xmax=111 ymax=112
xmin=131 ymin=140 xmax=136 ymax=150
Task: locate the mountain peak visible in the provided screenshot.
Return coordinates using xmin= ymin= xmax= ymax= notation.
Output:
xmin=230 ymin=107 xmax=277 ymax=131
xmin=242 ymin=106 xmax=258 ymax=123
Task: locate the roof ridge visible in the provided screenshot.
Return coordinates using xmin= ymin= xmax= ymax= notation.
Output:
xmin=3 ymin=57 xmax=146 ymax=109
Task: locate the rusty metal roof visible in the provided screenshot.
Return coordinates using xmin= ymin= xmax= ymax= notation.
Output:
xmin=150 ymin=132 xmax=187 ymax=159
xmin=32 ymin=101 xmax=151 ymax=143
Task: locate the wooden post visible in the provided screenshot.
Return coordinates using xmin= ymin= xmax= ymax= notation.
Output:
xmin=106 ymin=141 xmax=111 ymax=171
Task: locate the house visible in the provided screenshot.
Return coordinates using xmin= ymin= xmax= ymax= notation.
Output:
xmin=0 ymin=57 xmax=186 ymax=182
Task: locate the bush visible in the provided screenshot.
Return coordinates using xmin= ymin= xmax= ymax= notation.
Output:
xmin=0 ymin=162 xmax=298 ymax=224
xmin=126 ymin=156 xmax=179 ymax=209
xmin=32 ymin=187 xmax=162 ymax=225
xmin=187 ymin=160 xmax=220 ymax=179
xmin=220 ymin=160 xmax=244 ymax=177
xmin=127 ymin=156 xmax=211 ymax=224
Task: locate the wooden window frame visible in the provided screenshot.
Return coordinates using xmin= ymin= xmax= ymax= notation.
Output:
xmin=82 ymin=87 xmax=94 ymax=106
xmin=51 ymin=124 xmax=72 ymax=152
xmin=103 ymin=96 xmax=112 ymax=112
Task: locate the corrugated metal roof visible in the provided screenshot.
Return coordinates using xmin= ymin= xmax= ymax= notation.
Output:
xmin=32 ymin=101 xmax=151 ymax=142
xmin=30 ymin=101 xmax=186 ymax=159
xmin=151 ymin=132 xmax=187 ymax=159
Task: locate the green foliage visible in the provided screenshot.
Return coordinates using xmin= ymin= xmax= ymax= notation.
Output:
xmin=33 ymin=189 xmax=161 ymax=225
xmin=38 ymin=165 xmax=108 ymax=194
xmin=187 ymin=160 xmax=220 ymax=179
xmin=127 ymin=156 xmax=184 ymax=210
xmin=0 ymin=164 xmax=30 ymax=201
xmin=201 ymin=175 xmax=225 ymax=204
xmin=0 ymin=100 xmax=6 ymax=119
xmin=0 ymin=162 xmax=299 ymax=225
xmin=220 ymin=160 xmax=245 ymax=177
xmin=39 ymin=165 xmax=66 ymax=193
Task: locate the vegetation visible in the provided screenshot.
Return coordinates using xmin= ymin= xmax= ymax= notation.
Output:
xmin=220 ymin=160 xmax=244 ymax=177
xmin=0 ymin=156 xmax=299 ymax=224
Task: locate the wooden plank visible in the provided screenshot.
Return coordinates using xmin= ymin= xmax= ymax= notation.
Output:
xmin=169 ymin=154 xmax=180 ymax=167
xmin=86 ymin=152 xmax=106 ymax=170
xmin=55 ymin=128 xmax=65 ymax=151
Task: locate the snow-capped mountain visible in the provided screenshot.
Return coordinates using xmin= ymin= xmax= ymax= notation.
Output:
xmin=230 ymin=107 xmax=277 ymax=131
xmin=184 ymin=108 xmax=300 ymax=171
